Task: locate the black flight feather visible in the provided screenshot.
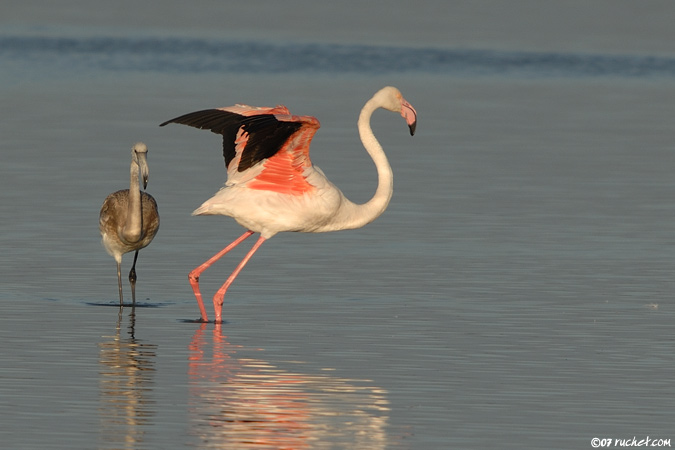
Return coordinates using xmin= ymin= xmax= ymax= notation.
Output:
xmin=160 ymin=109 xmax=303 ymax=172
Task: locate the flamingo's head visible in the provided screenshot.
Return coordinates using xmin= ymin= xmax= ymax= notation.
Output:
xmin=132 ymin=142 xmax=150 ymax=190
xmin=373 ymin=86 xmax=417 ymax=136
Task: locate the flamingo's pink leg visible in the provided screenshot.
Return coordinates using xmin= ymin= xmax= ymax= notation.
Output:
xmin=213 ymin=235 xmax=266 ymax=323
xmin=189 ymin=230 xmax=255 ymax=322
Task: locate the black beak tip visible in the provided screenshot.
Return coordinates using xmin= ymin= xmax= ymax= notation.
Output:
xmin=409 ymin=121 xmax=417 ymax=136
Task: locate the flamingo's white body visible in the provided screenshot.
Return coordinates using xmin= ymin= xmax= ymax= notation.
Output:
xmin=161 ymin=86 xmax=417 ymax=323
xmin=99 ymin=143 xmax=160 ymax=305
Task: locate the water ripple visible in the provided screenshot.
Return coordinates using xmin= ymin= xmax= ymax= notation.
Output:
xmin=3 ymin=34 xmax=675 ymax=78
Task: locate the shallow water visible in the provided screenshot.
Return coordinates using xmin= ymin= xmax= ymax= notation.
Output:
xmin=2 ymin=2 xmax=675 ymax=449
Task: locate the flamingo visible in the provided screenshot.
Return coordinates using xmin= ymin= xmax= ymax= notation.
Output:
xmin=160 ymin=86 xmax=417 ymax=323
xmin=99 ymin=142 xmax=160 ymax=305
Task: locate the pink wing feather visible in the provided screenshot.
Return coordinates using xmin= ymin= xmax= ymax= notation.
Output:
xmin=160 ymin=104 xmax=321 ymax=195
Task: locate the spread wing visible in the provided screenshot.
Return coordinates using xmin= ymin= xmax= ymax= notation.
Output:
xmin=160 ymin=105 xmax=319 ymax=173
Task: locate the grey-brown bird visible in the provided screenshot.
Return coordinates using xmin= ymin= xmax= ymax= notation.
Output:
xmin=99 ymin=142 xmax=159 ymax=305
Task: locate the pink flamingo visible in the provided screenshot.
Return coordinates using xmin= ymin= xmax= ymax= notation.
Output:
xmin=161 ymin=86 xmax=417 ymax=323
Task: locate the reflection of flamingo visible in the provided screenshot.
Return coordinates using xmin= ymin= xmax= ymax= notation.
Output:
xmin=98 ymin=307 xmax=157 ymax=447
xmin=99 ymin=143 xmax=160 ymax=305
xmin=187 ymin=323 xmax=389 ymax=449
xmin=160 ymin=86 xmax=417 ymax=322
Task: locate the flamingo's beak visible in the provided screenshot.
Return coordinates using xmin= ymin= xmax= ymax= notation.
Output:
xmin=137 ymin=152 xmax=150 ymax=190
xmin=401 ymin=99 xmax=417 ymax=136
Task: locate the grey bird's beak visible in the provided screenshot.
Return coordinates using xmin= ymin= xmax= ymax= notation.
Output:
xmin=137 ymin=152 xmax=149 ymax=190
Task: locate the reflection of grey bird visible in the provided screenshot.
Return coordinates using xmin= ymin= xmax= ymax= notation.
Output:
xmin=99 ymin=142 xmax=159 ymax=305
xmin=160 ymin=86 xmax=417 ymax=323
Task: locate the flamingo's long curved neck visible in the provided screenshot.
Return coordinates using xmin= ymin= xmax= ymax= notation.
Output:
xmin=122 ymin=158 xmax=143 ymax=243
xmin=338 ymin=96 xmax=394 ymax=230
